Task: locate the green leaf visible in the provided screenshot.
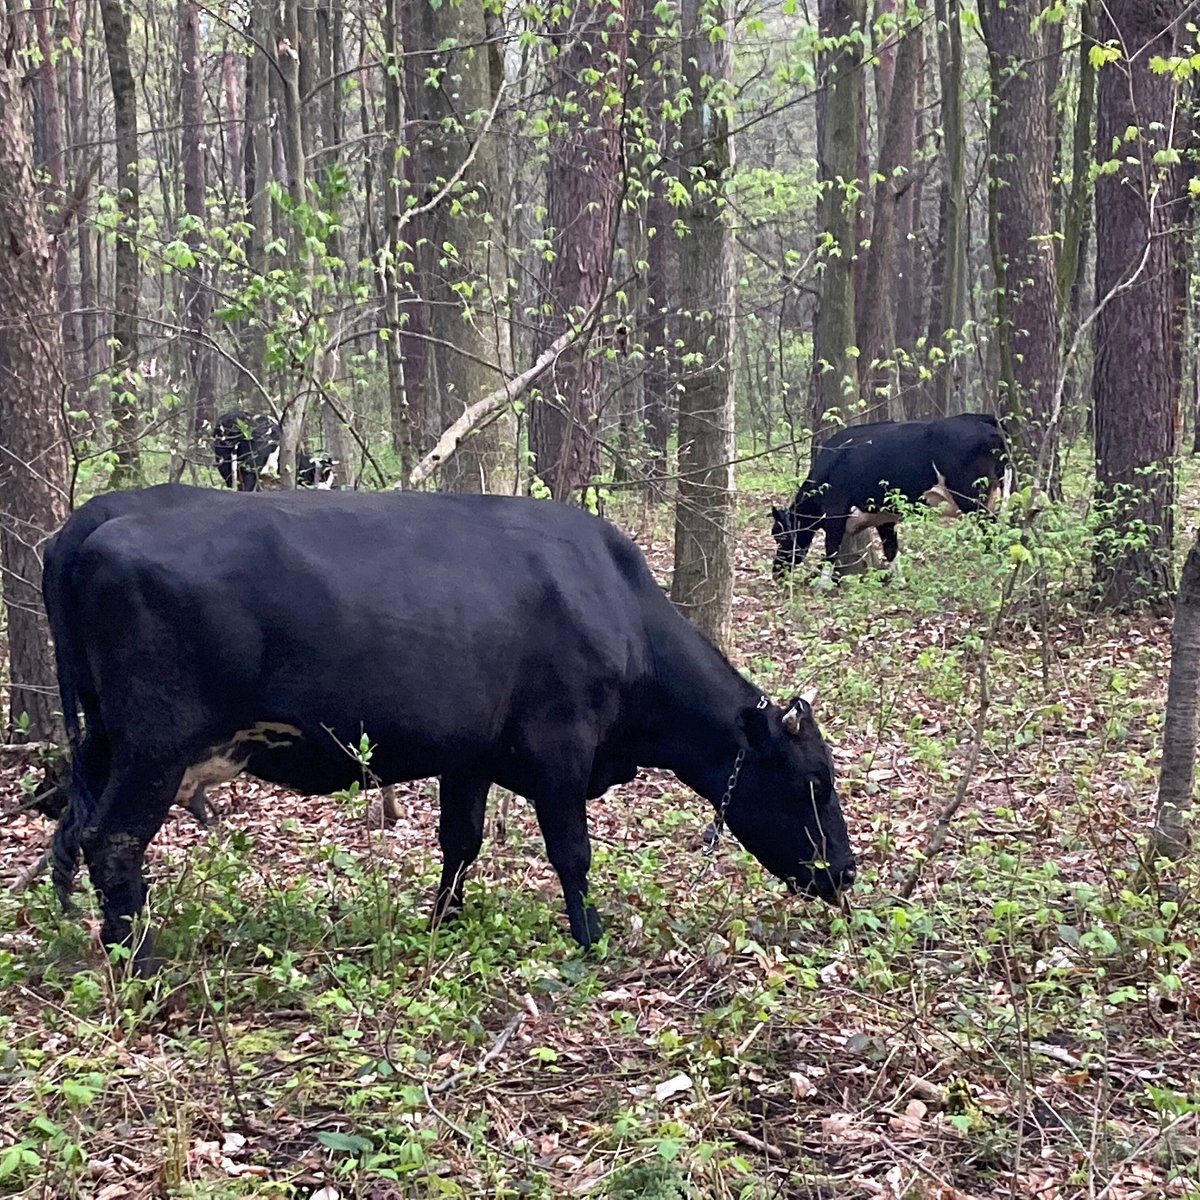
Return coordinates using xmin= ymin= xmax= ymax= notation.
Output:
xmin=316 ymin=1130 xmax=374 ymax=1154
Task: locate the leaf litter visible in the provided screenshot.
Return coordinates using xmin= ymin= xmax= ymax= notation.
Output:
xmin=0 ymin=494 xmax=1196 ymax=1198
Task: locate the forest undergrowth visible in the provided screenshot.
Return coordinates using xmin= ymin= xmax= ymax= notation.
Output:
xmin=1 ymin=467 xmax=1198 ymax=1200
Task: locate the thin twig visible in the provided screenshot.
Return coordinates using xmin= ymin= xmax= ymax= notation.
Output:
xmin=428 ymin=1012 xmax=524 ymax=1095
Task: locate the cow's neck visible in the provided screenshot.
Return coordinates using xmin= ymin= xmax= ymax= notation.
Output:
xmin=639 ymin=614 xmax=762 ymax=810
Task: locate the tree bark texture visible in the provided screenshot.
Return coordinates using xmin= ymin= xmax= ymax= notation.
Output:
xmin=0 ymin=10 xmax=72 ymax=738
xmin=179 ymin=0 xmax=216 ymax=442
xmin=857 ymin=0 xmax=921 ymax=419
xmin=670 ymin=0 xmax=736 ymax=650
xmin=99 ymin=0 xmax=143 ymax=485
xmin=529 ymin=0 xmax=628 ymax=501
xmin=812 ymin=0 xmax=867 ymax=444
xmin=67 ymin=0 xmax=98 ymax=393
xmin=1057 ymin=0 xmax=1097 ymax=318
xmin=1093 ymin=0 xmax=1182 ymax=610
xmin=276 ymin=0 xmax=311 ymax=487
xmin=979 ymin=0 xmax=1060 ymax=482
xmin=928 ymin=0 xmax=966 ymax=415
xmin=1155 ymin=529 xmax=1200 ymax=860
xmin=31 ymin=0 xmax=73 ymax=379
xmin=410 ymin=0 xmax=511 ymax=493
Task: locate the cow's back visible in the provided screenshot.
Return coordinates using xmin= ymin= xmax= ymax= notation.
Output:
xmin=61 ymin=487 xmax=661 ymax=778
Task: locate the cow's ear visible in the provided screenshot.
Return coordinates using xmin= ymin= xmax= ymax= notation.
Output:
xmin=737 ymin=703 xmax=772 ymax=749
xmin=781 ymin=689 xmax=819 ymax=735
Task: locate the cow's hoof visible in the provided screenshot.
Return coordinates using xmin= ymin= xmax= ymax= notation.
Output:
xmin=584 ymin=905 xmax=603 ymax=947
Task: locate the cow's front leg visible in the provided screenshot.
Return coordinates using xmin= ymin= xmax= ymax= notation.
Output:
xmin=878 ymin=523 xmax=900 ymax=567
xmin=532 ymin=793 xmax=602 ymax=949
xmin=432 ymin=773 xmax=490 ymax=924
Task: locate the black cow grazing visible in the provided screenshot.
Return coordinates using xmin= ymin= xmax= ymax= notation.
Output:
xmin=771 ymin=413 xmax=1008 ymax=577
xmin=42 ymin=485 xmax=855 ymax=969
xmin=214 ymin=409 xmax=336 ymax=491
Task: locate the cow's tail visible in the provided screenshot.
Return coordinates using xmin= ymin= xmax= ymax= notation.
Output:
xmin=41 ymin=500 xmax=111 ymax=910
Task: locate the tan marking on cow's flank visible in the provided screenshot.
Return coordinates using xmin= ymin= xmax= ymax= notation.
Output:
xmin=231 ymin=721 xmax=303 ymax=749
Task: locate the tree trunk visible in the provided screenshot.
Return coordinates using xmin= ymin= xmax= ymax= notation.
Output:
xmin=67 ymin=0 xmax=98 ymax=395
xmin=179 ymin=0 xmax=216 ymax=443
xmin=244 ymin=0 xmax=272 ymax=385
xmin=979 ymin=0 xmax=1060 ymax=483
xmin=276 ymin=0 xmax=310 ymax=488
xmin=1155 ymin=529 xmax=1200 ymax=860
xmin=670 ymin=0 xmax=736 ymax=649
xmin=927 ymin=0 xmax=966 ymax=415
xmin=1093 ymin=0 xmax=1182 ymax=610
xmin=0 ymin=9 xmax=72 ymax=739
xmin=1057 ymin=0 xmax=1097 ymax=319
xmin=99 ymin=0 xmax=142 ymax=486
xmin=529 ymin=0 xmax=628 ymax=500
xmin=857 ymin=1 xmax=921 ymax=419
xmin=643 ymin=11 xmax=678 ymax=488
xmin=895 ymin=20 xmax=926 ymax=419
xmin=31 ymin=0 xmax=74 ymax=386
xmin=812 ymin=0 xmax=868 ymax=444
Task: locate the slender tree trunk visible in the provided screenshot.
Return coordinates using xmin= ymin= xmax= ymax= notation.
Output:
xmin=276 ymin=0 xmax=310 ymax=487
xmin=395 ymin=0 xmax=431 ymax=452
xmin=179 ymin=0 xmax=216 ymax=442
xmin=529 ymin=0 xmax=628 ymax=500
xmin=31 ymin=0 xmax=74 ymax=384
xmin=382 ymin=0 xmax=413 ymax=470
xmin=99 ymin=0 xmax=142 ymax=485
xmin=0 ymin=8 xmax=71 ymax=738
xmin=67 ymin=0 xmax=97 ymax=395
xmin=1155 ymin=529 xmax=1200 ymax=860
xmin=857 ymin=1 xmax=921 ymax=419
xmin=222 ymin=49 xmax=244 ymax=217
xmin=409 ymin=0 xmax=510 ymax=493
xmin=1058 ymin=1 xmax=1097 ymax=318
xmin=812 ymin=0 xmax=868 ymax=444
xmin=670 ymin=0 xmax=736 ymax=648
xmin=244 ymin=0 xmax=271 ymax=385
xmin=979 ymin=0 xmax=1060 ymax=482
xmin=928 ymin=0 xmax=966 ymax=415
xmin=643 ymin=9 xmax=678 ymax=487
xmin=1093 ymin=0 xmax=1182 ymax=610
xmin=895 ymin=21 xmax=926 ymax=419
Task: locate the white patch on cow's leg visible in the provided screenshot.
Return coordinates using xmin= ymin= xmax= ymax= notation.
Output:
xmin=261 ymin=447 xmax=280 ymax=479
xmin=886 ymin=557 xmax=905 ymax=585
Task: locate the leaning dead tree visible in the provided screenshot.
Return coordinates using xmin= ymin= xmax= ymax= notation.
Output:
xmin=1154 ymin=530 xmax=1200 ymax=862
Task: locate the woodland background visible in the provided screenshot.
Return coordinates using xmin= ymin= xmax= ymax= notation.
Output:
xmin=1 ymin=1 xmax=1200 ymax=1197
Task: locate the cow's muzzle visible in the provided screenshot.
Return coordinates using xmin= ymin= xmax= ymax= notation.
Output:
xmin=789 ymin=858 xmax=856 ymax=903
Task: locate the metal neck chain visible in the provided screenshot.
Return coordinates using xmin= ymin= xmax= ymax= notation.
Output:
xmin=703 ymin=694 xmax=769 ymax=858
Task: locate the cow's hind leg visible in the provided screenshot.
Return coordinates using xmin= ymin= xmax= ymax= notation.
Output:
xmin=532 ymin=791 xmax=601 ymax=949
xmin=80 ymin=762 xmax=183 ymax=973
xmin=432 ymin=772 xmax=490 ymax=924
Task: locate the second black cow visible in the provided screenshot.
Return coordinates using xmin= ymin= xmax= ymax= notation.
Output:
xmin=771 ymin=413 xmax=1009 ymax=576
xmin=214 ymin=409 xmax=335 ymax=491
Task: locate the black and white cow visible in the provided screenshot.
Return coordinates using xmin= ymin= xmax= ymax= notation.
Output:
xmin=42 ymin=485 xmax=855 ymax=969
xmin=771 ymin=413 xmax=1009 ymax=576
xmin=214 ymin=409 xmax=335 ymax=492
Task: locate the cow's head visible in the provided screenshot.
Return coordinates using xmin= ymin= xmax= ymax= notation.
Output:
xmin=725 ymin=691 xmax=856 ymax=903
xmin=770 ymin=505 xmax=800 ymax=578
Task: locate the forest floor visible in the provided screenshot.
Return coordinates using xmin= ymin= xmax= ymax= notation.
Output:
xmin=1 ymin=476 xmax=1199 ymax=1199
